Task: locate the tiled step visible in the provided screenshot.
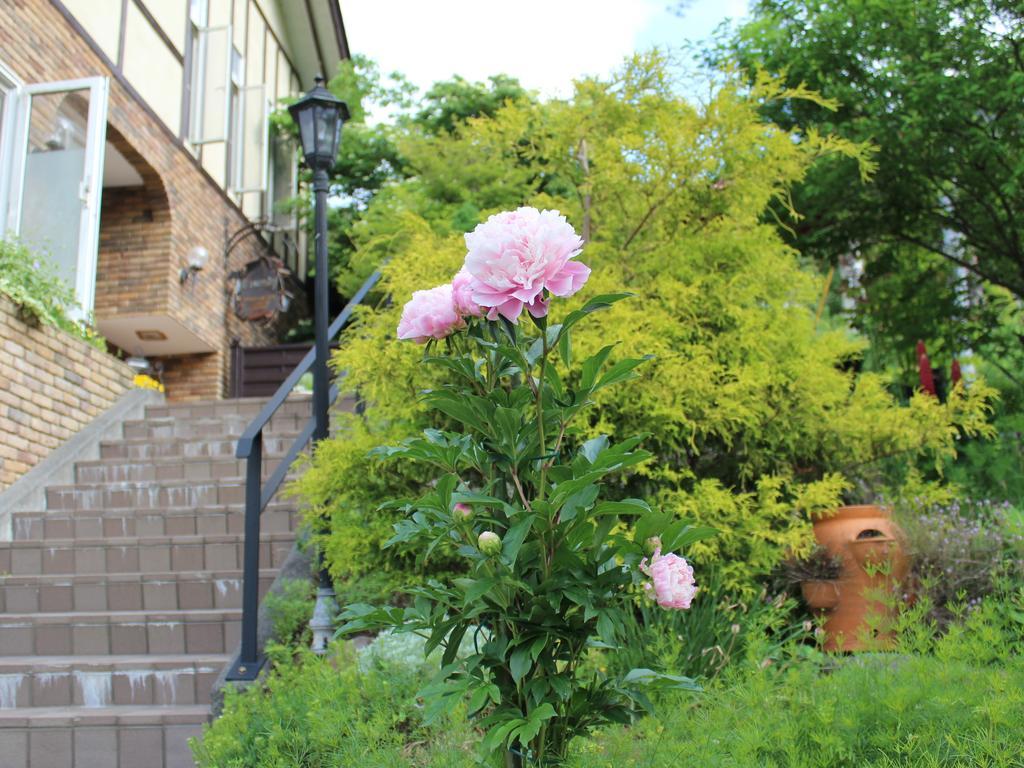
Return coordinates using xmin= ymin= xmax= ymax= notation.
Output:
xmin=145 ymin=395 xmax=317 ymax=420
xmin=11 ymin=504 xmax=299 ymax=541
xmin=74 ymin=454 xmax=293 ymax=483
xmin=0 ymin=655 xmax=229 ymax=708
xmin=45 ymin=479 xmax=250 ymax=510
xmin=0 ymin=532 xmax=296 ymax=576
xmin=0 ymin=705 xmax=208 ymax=768
xmin=99 ymin=433 xmax=299 ymax=460
xmin=0 ymin=609 xmax=241 ymax=656
xmin=0 ymin=569 xmax=278 ymax=614
xmin=0 ymin=394 xmax=310 ymax=768
xmin=121 ymin=414 xmax=308 ymax=441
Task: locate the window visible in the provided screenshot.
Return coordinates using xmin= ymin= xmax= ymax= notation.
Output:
xmin=0 ymin=62 xmax=22 ymax=234
xmin=1 ymin=75 xmax=109 ymax=317
xmin=188 ymin=0 xmax=230 ymax=147
xmin=226 ymin=45 xmax=243 ymax=189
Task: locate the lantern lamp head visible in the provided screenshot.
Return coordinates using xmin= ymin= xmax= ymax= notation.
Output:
xmin=288 ymin=76 xmax=349 ymax=172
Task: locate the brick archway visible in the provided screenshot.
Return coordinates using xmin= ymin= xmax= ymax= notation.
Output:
xmin=93 ymin=125 xmax=172 ymax=341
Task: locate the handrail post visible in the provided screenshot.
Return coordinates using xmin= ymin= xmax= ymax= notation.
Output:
xmin=226 ymin=431 xmax=263 ymax=681
xmin=309 ymin=166 xmax=337 ymax=653
xmin=312 ymin=168 xmax=331 ymax=444
xmin=224 ymin=269 xmax=381 ymax=681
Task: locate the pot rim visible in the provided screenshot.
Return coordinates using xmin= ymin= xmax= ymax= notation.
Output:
xmin=814 ymin=504 xmax=891 ymax=523
xmin=801 ymin=579 xmax=840 ymax=608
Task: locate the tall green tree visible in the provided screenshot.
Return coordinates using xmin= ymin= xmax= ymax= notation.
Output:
xmin=721 ymin=0 xmax=1024 ymax=300
xmin=715 ymin=0 xmax=1024 ymax=501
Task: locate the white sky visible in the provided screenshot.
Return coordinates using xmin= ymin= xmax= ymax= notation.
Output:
xmin=341 ymin=0 xmax=748 ymax=103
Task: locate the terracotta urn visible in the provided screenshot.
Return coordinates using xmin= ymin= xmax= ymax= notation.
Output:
xmin=811 ymin=505 xmax=909 ymax=651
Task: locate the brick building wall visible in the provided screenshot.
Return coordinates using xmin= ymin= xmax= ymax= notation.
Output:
xmin=94 ymin=130 xmax=172 ymax=319
xmin=0 ymin=0 xmax=286 ymax=402
xmin=0 ymin=295 xmax=134 ymax=490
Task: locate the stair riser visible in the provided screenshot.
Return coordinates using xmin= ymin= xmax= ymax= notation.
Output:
xmin=0 ymin=667 xmax=222 ymax=708
xmin=0 ymin=539 xmax=293 ymax=576
xmin=75 ymin=459 xmax=294 ymax=484
xmin=122 ymin=416 xmax=304 ymax=440
xmin=0 ymin=575 xmax=274 ymax=614
xmin=46 ymin=482 xmax=246 ymax=510
xmin=99 ymin=435 xmax=296 ymax=460
xmin=146 ymin=400 xmax=316 ymax=420
xmin=12 ymin=508 xmax=298 ymax=541
xmin=0 ymin=619 xmax=239 ymax=657
xmin=0 ymin=721 xmax=204 ymax=768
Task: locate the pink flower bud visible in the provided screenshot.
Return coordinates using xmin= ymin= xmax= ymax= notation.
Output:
xmin=644 ymin=536 xmax=662 ymax=555
xmin=453 ymin=503 xmax=474 ymax=521
xmin=478 ymin=531 xmax=502 ymax=556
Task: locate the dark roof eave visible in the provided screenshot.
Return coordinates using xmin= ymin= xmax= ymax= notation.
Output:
xmin=328 ymin=1 xmax=350 ymax=61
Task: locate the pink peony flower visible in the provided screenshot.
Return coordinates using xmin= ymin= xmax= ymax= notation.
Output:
xmin=464 ymin=207 xmax=590 ymax=322
xmin=639 ymin=547 xmax=697 ymax=610
xmin=396 ymin=284 xmax=464 ymax=343
xmin=451 ymin=268 xmax=484 ymax=318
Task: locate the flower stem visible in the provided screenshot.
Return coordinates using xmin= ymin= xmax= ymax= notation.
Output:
xmin=537 ymin=333 xmax=549 ymax=500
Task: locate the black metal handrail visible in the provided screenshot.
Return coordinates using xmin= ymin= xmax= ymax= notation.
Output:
xmin=225 ymin=269 xmax=381 ymax=681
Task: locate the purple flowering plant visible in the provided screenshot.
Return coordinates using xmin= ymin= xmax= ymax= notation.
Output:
xmin=338 ymin=208 xmax=714 ymax=765
xmin=898 ymin=498 xmax=1024 ymax=624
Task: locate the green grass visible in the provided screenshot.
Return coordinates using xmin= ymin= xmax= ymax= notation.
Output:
xmin=195 ymin=652 xmax=1024 ymax=767
xmin=195 ymin=593 xmax=1024 ymax=767
xmin=580 ymin=654 xmax=1024 ymax=767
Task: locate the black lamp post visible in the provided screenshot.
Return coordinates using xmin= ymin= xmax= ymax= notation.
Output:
xmin=289 ymin=77 xmax=349 ymax=654
xmin=288 ymin=76 xmax=349 ymax=444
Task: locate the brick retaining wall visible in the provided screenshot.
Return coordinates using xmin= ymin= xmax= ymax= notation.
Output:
xmin=0 ymin=295 xmax=134 ymax=490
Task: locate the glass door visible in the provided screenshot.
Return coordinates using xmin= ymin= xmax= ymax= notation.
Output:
xmin=7 ymin=77 xmax=108 ymax=317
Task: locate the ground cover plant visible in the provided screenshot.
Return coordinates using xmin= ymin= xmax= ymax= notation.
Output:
xmin=0 ymin=238 xmax=104 ymax=348
xmin=196 ymin=588 xmax=1024 ymax=767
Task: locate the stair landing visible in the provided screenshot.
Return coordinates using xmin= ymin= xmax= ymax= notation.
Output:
xmin=0 ymin=397 xmax=309 ymax=767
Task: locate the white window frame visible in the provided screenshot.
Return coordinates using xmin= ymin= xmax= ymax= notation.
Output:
xmin=267 ymin=132 xmax=297 ymax=226
xmin=232 ymin=83 xmax=270 ymax=194
xmin=226 ymin=44 xmax=244 ymax=189
xmin=5 ymin=76 xmax=109 ymax=317
xmin=189 ymin=23 xmax=233 ymax=146
xmin=0 ymin=60 xmax=24 ymax=236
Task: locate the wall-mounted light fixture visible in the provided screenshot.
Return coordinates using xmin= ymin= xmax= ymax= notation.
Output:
xmin=179 ymin=245 xmax=210 ymax=287
xmin=125 ymin=354 xmax=151 ymax=373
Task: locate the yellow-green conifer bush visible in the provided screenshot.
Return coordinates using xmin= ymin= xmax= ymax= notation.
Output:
xmin=295 ymin=53 xmax=994 ymax=598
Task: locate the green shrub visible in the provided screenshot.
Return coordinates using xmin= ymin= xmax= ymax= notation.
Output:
xmin=192 ymin=647 xmax=478 ymax=768
xmin=0 ymin=239 xmax=105 ymax=349
xmin=262 ymin=578 xmax=315 ymax=649
xmin=297 ymin=54 xmax=994 ymax=600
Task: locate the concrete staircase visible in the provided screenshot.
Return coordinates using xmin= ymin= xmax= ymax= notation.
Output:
xmin=0 ymin=397 xmax=309 ymax=768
